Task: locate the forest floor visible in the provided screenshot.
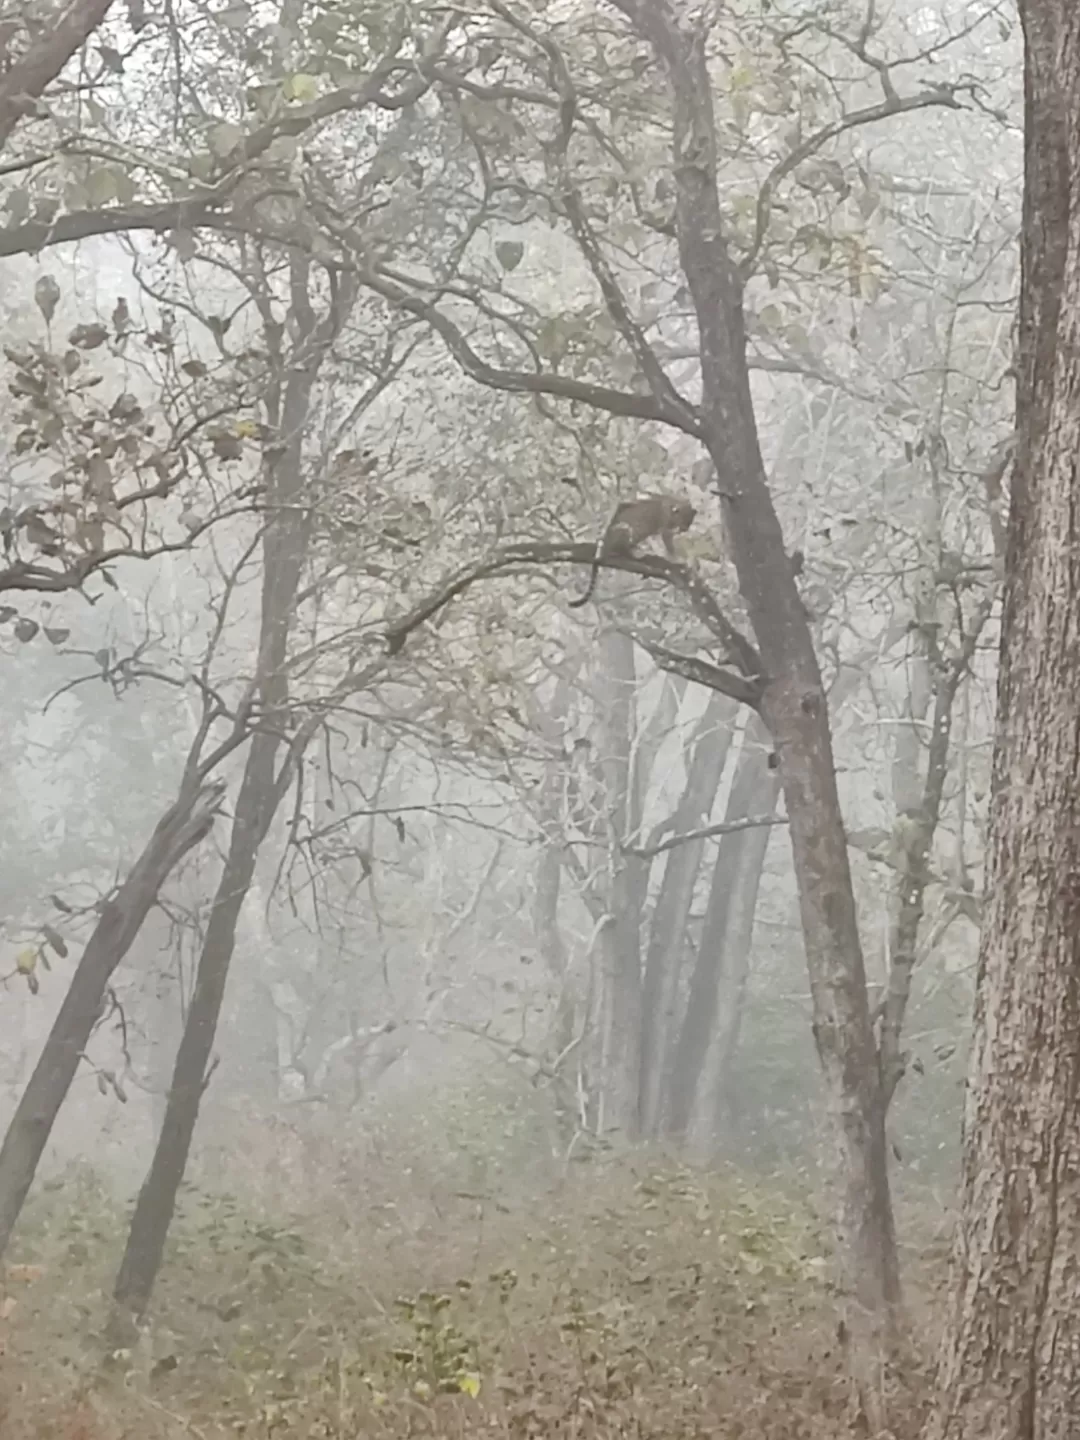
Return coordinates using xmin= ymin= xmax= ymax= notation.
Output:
xmin=0 ymin=1152 xmax=949 ymax=1439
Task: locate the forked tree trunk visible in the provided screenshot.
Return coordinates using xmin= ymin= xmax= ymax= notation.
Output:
xmin=0 ymin=779 xmax=224 ymax=1259
xmin=928 ymin=4 xmax=1080 ymax=1434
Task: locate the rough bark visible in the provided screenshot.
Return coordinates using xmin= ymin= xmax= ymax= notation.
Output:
xmin=928 ymin=3 xmax=1080 ymax=1434
xmin=0 ymin=779 xmax=224 ymax=1259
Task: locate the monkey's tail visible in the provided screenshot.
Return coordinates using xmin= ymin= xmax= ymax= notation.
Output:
xmin=568 ymin=557 xmax=601 ymax=608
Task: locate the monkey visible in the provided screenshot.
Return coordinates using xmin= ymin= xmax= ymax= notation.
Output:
xmin=569 ymin=494 xmax=696 ymax=609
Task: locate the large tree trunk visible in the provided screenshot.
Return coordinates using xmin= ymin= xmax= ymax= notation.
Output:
xmin=0 ymin=779 xmax=224 ymax=1259
xmin=927 ymin=4 xmax=1080 ymax=1435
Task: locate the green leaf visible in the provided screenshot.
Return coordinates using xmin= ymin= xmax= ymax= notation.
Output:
xmin=34 ymin=275 xmax=60 ymax=322
xmin=246 ymin=83 xmax=280 ymax=118
xmin=283 ymin=73 xmax=319 ymax=103
xmin=42 ymin=925 xmax=68 ymax=958
xmin=168 ymin=231 xmax=199 ymax=262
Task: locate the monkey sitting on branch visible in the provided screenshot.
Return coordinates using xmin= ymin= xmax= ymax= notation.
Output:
xmin=568 ymin=493 xmax=696 ymax=609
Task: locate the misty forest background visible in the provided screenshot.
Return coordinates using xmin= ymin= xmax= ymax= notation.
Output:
xmin=0 ymin=0 xmax=1021 ymax=1436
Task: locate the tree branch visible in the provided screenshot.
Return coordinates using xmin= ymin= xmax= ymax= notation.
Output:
xmin=742 ymin=86 xmax=965 ymax=276
xmin=355 ymin=264 xmax=703 ymax=436
xmin=488 ymin=0 xmax=699 ymax=431
xmin=632 ymin=632 xmax=765 ymax=707
xmin=625 ymin=812 xmax=786 ymax=858
xmin=382 ymin=539 xmax=758 ymax=674
xmin=0 ymin=503 xmax=254 ymax=596
xmin=0 ymin=0 xmax=117 ymax=152
xmin=0 ymin=26 xmax=417 ymax=259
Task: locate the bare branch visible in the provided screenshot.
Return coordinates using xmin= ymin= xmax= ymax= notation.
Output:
xmin=742 ymin=86 xmax=965 ymax=276
xmin=353 ymin=264 xmax=703 ymax=437
xmin=383 ymin=540 xmax=758 ymax=673
xmin=625 ymin=812 xmax=786 ymax=859
xmin=0 ymin=503 xmax=256 ymax=596
xmin=979 ymin=431 xmax=1014 ymax=559
xmin=632 ymin=632 xmax=765 ymax=708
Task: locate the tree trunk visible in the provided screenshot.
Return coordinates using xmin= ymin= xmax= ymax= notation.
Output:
xmin=592 ymin=630 xmax=645 ymax=1140
xmin=111 ymin=731 xmax=286 ymax=1328
xmin=616 ymin=0 xmax=900 ymax=1342
xmin=0 ymin=780 xmax=224 ymax=1259
xmin=638 ymin=693 xmax=736 ymax=1137
xmin=927 ymin=4 xmax=1080 ymax=1434
xmin=685 ymin=775 xmax=779 ymax=1154
xmin=109 ymin=260 xmax=354 ymax=1331
xmin=663 ymin=716 xmax=775 ymax=1142
xmin=528 ymin=677 xmax=581 ymax=1148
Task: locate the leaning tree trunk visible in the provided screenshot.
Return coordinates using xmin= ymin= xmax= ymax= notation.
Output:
xmin=0 ymin=0 xmax=116 ymax=153
xmin=927 ymin=4 xmax=1080 ymax=1435
xmin=0 ymin=779 xmax=224 ymax=1259
xmin=617 ymin=1 xmax=900 ymax=1348
xmin=111 ymin=730 xmax=287 ymax=1329
xmin=109 ymin=261 xmax=353 ymax=1332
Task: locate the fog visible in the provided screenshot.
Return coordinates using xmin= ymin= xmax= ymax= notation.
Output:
xmin=0 ymin=1 xmax=1019 ymax=1434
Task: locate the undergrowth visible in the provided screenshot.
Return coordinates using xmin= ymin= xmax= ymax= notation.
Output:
xmin=0 ymin=1155 xmax=937 ymax=1439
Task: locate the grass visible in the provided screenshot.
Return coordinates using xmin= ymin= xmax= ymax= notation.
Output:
xmin=0 ymin=1153 xmax=940 ymax=1439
